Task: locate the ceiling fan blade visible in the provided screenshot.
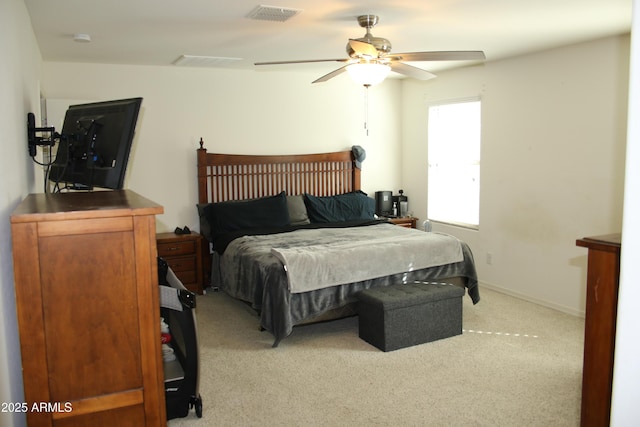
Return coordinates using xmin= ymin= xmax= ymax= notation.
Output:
xmin=312 ymin=65 xmax=349 ymax=84
xmin=348 ymin=39 xmax=378 ymax=58
xmin=392 ymin=51 xmax=486 ymax=62
xmin=255 ymin=58 xmax=348 ymax=66
xmin=390 ymin=62 xmax=437 ymax=80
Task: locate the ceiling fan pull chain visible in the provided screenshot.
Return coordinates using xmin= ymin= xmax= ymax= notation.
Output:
xmin=364 ymin=85 xmax=369 ymax=136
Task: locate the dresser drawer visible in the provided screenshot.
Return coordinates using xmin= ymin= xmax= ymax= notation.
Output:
xmin=158 ymin=240 xmax=197 ymax=257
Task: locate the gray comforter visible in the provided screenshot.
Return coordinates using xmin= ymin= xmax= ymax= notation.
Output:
xmin=270 ymin=225 xmax=463 ymax=293
xmin=211 ymin=222 xmax=479 ymax=347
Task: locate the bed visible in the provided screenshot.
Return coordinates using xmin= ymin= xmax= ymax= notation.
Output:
xmin=196 ymin=139 xmax=479 ymax=347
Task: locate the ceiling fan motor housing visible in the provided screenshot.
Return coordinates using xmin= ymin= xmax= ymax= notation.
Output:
xmin=346 ymin=15 xmax=392 ymax=58
xmin=346 ymin=36 xmax=392 ymax=58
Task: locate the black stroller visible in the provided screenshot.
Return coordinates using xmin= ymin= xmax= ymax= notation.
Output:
xmin=158 ymin=257 xmax=203 ymax=419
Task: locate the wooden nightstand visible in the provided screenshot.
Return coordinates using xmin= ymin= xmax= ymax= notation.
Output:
xmin=157 ymin=231 xmax=204 ymax=294
xmin=388 ymin=217 xmax=418 ymax=229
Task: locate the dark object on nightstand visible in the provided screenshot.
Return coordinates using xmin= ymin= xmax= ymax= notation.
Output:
xmin=174 ymin=226 xmax=191 ymax=235
xmin=375 ymin=190 xmax=393 ymax=216
xmin=393 ymin=190 xmax=408 ymax=217
xmin=157 ymin=231 xmax=204 ymax=294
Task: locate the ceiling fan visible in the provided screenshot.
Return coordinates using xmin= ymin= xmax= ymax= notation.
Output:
xmin=255 ymin=14 xmax=486 ymax=86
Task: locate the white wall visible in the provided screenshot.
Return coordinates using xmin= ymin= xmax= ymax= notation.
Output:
xmin=0 ymin=0 xmax=42 ymax=426
xmin=401 ymin=34 xmax=630 ymax=316
xmin=611 ymin=0 xmax=640 ymax=423
xmin=41 ymin=63 xmax=403 ymax=232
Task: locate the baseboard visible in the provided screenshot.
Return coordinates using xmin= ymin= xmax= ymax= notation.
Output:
xmin=478 ymin=281 xmax=585 ymax=318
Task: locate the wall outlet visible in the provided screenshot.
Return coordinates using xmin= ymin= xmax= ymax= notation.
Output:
xmin=486 ymin=252 xmax=493 ymax=265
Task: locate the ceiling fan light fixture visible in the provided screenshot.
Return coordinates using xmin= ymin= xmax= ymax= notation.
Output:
xmin=346 ymin=62 xmax=390 ymax=86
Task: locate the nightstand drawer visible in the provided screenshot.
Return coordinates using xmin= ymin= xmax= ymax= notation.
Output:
xmin=394 ymin=221 xmax=413 ymax=228
xmin=387 ymin=217 xmax=417 ymax=229
xmin=173 ymin=269 xmax=197 ymax=285
xmin=158 ymin=240 xmax=197 ymax=257
xmin=156 ymin=231 xmax=204 ymax=294
xmin=166 ymin=256 xmax=196 ymax=273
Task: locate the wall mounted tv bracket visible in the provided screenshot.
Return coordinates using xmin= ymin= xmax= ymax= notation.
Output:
xmin=27 ymin=112 xmax=59 ymax=157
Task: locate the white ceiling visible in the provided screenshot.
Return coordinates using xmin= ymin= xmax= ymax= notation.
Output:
xmin=24 ymin=0 xmax=632 ymax=79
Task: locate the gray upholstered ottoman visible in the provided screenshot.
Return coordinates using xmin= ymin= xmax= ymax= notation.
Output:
xmin=356 ymin=282 xmax=465 ymax=351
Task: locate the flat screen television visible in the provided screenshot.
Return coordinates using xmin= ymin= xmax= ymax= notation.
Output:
xmin=48 ymin=97 xmax=143 ymax=191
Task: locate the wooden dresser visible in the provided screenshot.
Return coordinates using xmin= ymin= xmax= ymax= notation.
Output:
xmin=11 ymin=190 xmax=166 ymax=427
xmin=156 ymin=231 xmax=204 ymax=294
xmin=576 ymin=233 xmax=621 ymax=427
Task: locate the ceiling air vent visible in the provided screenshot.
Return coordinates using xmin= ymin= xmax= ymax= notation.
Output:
xmin=173 ymin=55 xmax=243 ymax=67
xmin=247 ymin=5 xmax=302 ymax=22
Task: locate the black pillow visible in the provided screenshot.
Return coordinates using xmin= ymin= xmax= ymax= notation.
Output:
xmin=203 ymin=191 xmax=290 ymax=237
xmin=304 ymin=191 xmax=375 ymax=223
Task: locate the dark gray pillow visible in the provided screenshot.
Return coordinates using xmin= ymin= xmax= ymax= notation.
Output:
xmin=196 ymin=203 xmax=213 ymax=241
xmin=287 ymin=195 xmax=310 ymax=225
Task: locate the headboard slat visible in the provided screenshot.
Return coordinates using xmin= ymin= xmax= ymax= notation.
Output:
xmin=197 ymin=140 xmax=361 ymax=206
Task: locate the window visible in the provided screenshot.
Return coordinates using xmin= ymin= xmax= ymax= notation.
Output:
xmin=427 ymin=98 xmax=481 ymax=228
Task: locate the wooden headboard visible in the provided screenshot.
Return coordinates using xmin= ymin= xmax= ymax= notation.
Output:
xmin=197 ymin=138 xmax=361 ymax=205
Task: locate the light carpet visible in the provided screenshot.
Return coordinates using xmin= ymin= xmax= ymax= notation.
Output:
xmin=168 ymin=287 xmax=584 ymax=426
